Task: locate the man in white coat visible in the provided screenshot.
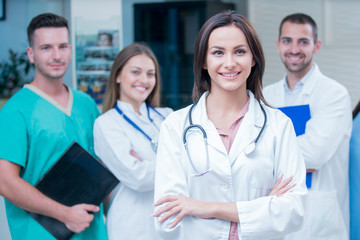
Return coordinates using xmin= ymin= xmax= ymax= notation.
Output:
xmin=263 ymin=13 xmax=352 ymax=239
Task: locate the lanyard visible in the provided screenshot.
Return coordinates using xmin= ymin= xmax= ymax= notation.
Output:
xmin=114 ymin=103 xmax=164 ymax=152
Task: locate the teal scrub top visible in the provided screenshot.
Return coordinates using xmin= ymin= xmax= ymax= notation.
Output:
xmin=350 ymin=113 xmax=360 ymax=240
xmin=0 ymin=86 xmax=107 ymax=240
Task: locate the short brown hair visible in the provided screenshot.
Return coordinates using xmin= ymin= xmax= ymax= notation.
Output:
xmin=279 ymin=13 xmax=318 ymax=42
xmin=27 ymin=13 xmax=68 ymax=46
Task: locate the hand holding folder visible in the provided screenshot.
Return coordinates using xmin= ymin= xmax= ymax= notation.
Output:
xmin=28 ymin=141 xmax=119 ymax=240
xmin=278 ymin=105 xmax=312 ymax=188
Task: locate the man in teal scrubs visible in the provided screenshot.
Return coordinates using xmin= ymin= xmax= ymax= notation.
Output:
xmin=0 ymin=13 xmax=107 ymax=240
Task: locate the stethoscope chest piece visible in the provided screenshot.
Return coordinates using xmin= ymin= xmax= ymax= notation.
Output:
xmin=151 ymin=140 xmax=158 ymax=152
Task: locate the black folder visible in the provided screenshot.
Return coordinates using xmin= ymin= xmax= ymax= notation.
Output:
xmin=28 ymin=141 xmax=119 ymax=240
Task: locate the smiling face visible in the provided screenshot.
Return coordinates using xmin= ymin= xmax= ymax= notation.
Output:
xmin=27 ymin=27 xmax=71 ymax=81
xmin=204 ymin=25 xmax=255 ymax=96
xmin=117 ymin=54 xmax=156 ymax=111
xmin=277 ymin=22 xmax=321 ymax=79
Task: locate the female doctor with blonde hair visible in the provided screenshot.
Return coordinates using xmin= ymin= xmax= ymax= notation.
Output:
xmin=94 ymin=42 xmax=172 ymax=240
xmin=153 ymin=11 xmax=307 ymax=239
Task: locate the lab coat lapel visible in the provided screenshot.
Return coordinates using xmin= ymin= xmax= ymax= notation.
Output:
xmin=298 ymin=64 xmax=319 ymax=104
xmin=205 ymin=124 xmax=228 ymax=154
xmin=195 ymin=93 xmax=228 ymax=155
xmin=229 ymin=92 xmax=265 ymax=164
xmin=272 ymin=79 xmax=286 ymax=107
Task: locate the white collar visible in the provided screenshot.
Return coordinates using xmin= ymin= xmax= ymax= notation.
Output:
xmin=24 ymin=84 xmax=73 ymax=116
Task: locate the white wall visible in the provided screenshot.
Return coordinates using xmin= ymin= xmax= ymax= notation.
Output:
xmin=0 ymin=0 xmax=28 ymax=62
xmin=249 ymin=0 xmax=360 ymax=107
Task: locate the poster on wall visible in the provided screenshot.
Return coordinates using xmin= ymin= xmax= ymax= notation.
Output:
xmin=75 ymin=16 xmax=120 ymax=105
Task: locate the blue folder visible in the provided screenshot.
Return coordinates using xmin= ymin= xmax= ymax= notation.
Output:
xmin=278 ymin=105 xmax=312 ymax=188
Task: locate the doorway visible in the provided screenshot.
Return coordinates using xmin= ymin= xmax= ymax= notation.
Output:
xmin=134 ymin=1 xmax=235 ymax=110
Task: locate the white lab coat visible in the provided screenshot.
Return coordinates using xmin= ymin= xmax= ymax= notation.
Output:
xmin=263 ymin=64 xmax=352 ymax=240
xmin=154 ymin=91 xmax=307 ymax=240
xmin=94 ymin=101 xmax=172 ymax=240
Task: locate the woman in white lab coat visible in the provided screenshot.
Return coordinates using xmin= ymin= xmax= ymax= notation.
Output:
xmin=94 ymin=43 xmax=172 ymax=240
xmin=153 ymin=11 xmax=307 ymax=240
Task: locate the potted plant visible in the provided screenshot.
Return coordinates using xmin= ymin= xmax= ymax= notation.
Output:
xmin=0 ymin=49 xmax=34 ymax=99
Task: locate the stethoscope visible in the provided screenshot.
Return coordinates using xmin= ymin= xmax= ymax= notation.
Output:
xmin=182 ymin=100 xmax=267 ymax=176
xmin=114 ymin=103 xmax=165 ymax=152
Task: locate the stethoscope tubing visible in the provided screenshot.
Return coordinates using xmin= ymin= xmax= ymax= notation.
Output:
xmin=183 ymin=101 xmax=267 ymax=145
xmin=182 ymin=99 xmax=267 ymax=175
xmin=255 ymin=102 xmax=267 ymax=144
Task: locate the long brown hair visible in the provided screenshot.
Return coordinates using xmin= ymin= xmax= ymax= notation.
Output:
xmin=102 ymin=42 xmax=161 ymax=113
xmin=192 ymin=10 xmax=266 ymax=104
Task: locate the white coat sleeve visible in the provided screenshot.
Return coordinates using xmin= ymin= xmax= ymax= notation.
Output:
xmin=154 ymin=119 xmax=189 ymax=239
xmin=297 ymin=88 xmax=352 ymax=169
xmin=94 ymin=117 xmax=156 ymax=192
xmin=237 ymin=115 xmax=308 ymax=239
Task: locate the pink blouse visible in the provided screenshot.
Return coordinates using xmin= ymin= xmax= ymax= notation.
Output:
xmin=215 ymin=99 xmax=249 ymax=240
